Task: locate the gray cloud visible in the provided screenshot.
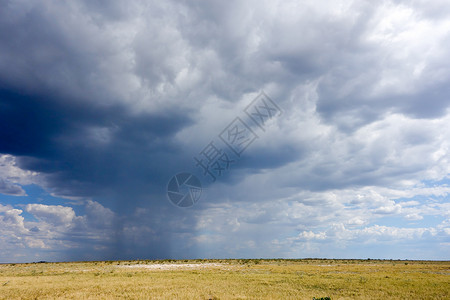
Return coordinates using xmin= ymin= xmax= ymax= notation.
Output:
xmin=0 ymin=0 xmax=449 ymax=261
xmin=0 ymin=178 xmax=25 ymax=196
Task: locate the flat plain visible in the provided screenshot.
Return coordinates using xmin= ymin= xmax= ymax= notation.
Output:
xmin=0 ymin=259 xmax=448 ymax=299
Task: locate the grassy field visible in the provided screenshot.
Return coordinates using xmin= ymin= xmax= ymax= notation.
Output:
xmin=0 ymin=259 xmax=448 ymax=299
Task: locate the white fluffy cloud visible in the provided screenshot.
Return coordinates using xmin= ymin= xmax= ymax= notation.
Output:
xmin=0 ymin=154 xmax=40 ymax=196
xmin=26 ymin=204 xmax=77 ymax=227
xmin=0 ymin=201 xmax=117 ymax=262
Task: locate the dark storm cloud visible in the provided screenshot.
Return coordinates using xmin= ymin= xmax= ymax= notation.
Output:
xmin=1 ymin=0 xmax=449 ymax=261
xmin=1 ymin=0 xmax=444 ymax=197
xmin=0 ymin=88 xmax=193 ymax=199
xmin=0 ymin=0 xmax=207 ymax=261
xmin=0 ymin=0 xmax=197 ymax=202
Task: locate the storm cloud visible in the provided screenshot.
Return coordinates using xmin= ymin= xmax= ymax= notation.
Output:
xmin=0 ymin=0 xmax=449 ymax=262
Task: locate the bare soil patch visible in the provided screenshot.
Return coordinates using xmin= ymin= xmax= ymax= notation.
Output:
xmin=118 ymin=262 xmax=224 ymax=270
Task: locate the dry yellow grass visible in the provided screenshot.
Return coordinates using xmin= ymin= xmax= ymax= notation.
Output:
xmin=0 ymin=259 xmax=448 ymax=299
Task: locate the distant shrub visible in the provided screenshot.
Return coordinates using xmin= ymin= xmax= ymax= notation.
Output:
xmin=313 ymin=297 xmax=331 ymax=300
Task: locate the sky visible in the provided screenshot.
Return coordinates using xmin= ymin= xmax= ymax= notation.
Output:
xmin=0 ymin=0 xmax=449 ymax=263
